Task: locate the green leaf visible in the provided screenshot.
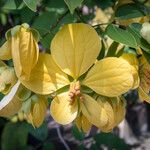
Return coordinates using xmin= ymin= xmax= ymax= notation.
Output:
xmin=64 ymin=0 xmax=83 ymax=14
xmin=41 ymin=33 xmax=54 ymax=50
xmin=106 ymin=24 xmax=137 ymax=48
xmin=72 ymin=125 xmax=85 ymax=141
xmin=28 ymin=123 xmax=48 ymax=141
xmin=78 ymin=145 xmax=87 ymax=150
xmin=23 ymin=0 xmax=39 ymax=12
xmin=32 ymin=12 xmax=57 ymax=33
xmin=106 ymin=41 xmax=119 ymax=57
xmin=127 ymin=23 xmax=150 ymax=53
xmin=42 ymin=141 xmax=55 ymax=150
xmin=115 ymin=3 xmax=150 ymax=20
xmin=90 ymin=144 xmax=102 ymax=150
xmin=97 ymin=40 xmax=106 ymax=60
xmin=0 ymin=93 xmax=5 ymax=101
xmin=3 ymin=0 xmax=23 ymax=10
xmin=20 ymin=7 xmax=35 ymax=23
xmin=94 ymin=133 xmax=130 ymax=150
xmin=116 ymin=46 xmax=125 ymax=57
xmin=1 ymin=122 xmax=29 ymax=150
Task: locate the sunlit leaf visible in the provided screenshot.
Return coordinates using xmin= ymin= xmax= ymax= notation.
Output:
xmin=106 ymin=24 xmax=137 ymax=48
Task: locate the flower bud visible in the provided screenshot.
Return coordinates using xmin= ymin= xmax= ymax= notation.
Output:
xmin=11 ymin=24 xmax=39 ymax=80
xmin=0 ymin=40 xmax=12 ymax=60
xmin=26 ymin=96 xmax=48 ymax=128
xmin=0 ymin=66 xmax=17 ymax=94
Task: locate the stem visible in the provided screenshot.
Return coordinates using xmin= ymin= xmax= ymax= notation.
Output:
xmin=42 ymin=10 xmax=69 ymax=38
xmin=56 ymin=125 xmax=70 ymax=150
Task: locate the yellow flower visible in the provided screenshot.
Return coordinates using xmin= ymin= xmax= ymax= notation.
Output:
xmin=75 ymin=114 xmax=92 ymax=133
xmin=26 ymin=95 xmax=48 ymax=127
xmin=97 ymin=96 xmax=126 ymax=132
xmin=0 ymin=23 xmax=39 ymax=117
xmin=120 ymin=52 xmax=150 ymax=103
xmin=0 ymin=80 xmax=22 ymax=117
xmin=0 ymin=61 xmax=17 ymax=94
xmin=20 ymin=23 xmax=134 ymax=129
xmin=0 ymin=23 xmax=39 ymax=80
xmin=11 ymin=25 xmax=39 ymax=80
xmin=0 ymin=40 xmax=11 ymax=60
xmin=0 ymin=59 xmax=21 ymax=118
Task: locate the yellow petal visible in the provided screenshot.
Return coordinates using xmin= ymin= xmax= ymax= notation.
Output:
xmin=20 ymin=53 xmax=70 ymax=94
xmin=81 ymin=115 xmax=92 ymax=133
xmin=75 ymin=114 xmax=92 ymax=133
xmin=120 ymin=53 xmax=138 ymax=69
xmin=83 ymin=57 xmax=133 ymax=97
xmin=32 ymin=98 xmax=47 ymax=127
xmin=97 ymin=96 xmax=115 ymax=131
xmin=120 ymin=53 xmax=140 ymax=89
xmin=0 ymin=41 xmax=12 ymax=60
xmin=50 ymin=92 xmax=78 ymax=125
xmin=11 ymin=27 xmax=39 ymax=79
xmin=138 ymin=86 xmax=150 ymax=103
xmin=110 ymin=97 xmax=126 ymax=125
xmin=81 ymin=94 xmax=108 ymax=128
xmin=0 ymin=81 xmax=22 ymax=117
xmin=51 ymin=23 xmax=101 ymax=79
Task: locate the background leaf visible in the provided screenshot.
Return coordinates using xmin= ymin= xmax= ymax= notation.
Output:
xmin=1 ymin=122 xmax=29 ymax=150
xmin=115 ymin=3 xmax=150 ymax=20
xmin=64 ymin=0 xmax=83 ymax=14
xmin=94 ymin=133 xmax=130 ymax=150
xmin=23 ymin=0 xmax=39 ymax=12
xmin=106 ymin=24 xmax=137 ymax=48
xmin=28 ymin=122 xmax=48 ymax=141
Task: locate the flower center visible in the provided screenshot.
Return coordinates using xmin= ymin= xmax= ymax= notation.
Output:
xmin=68 ymin=81 xmax=84 ymax=105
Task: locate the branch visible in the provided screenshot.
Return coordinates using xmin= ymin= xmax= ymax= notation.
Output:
xmin=43 ymin=10 xmax=69 ymax=38
xmin=56 ymin=125 xmax=70 ymax=150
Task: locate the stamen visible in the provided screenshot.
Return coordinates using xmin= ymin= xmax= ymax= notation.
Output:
xmin=69 ymin=81 xmax=84 ymax=105
xmin=75 ymin=90 xmax=81 ymax=96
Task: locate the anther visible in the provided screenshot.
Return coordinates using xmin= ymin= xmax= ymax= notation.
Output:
xmin=80 ymin=96 xmax=84 ymax=102
xmin=75 ymin=90 xmax=81 ymax=96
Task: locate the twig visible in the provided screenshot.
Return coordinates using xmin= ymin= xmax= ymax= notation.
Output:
xmin=56 ymin=125 xmax=70 ymax=150
xmin=43 ymin=10 xmax=69 ymax=38
xmin=75 ymin=9 xmax=86 ymax=23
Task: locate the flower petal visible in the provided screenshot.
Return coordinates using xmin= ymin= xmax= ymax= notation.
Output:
xmin=83 ymin=57 xmax=134 ymax=97
xmin=0 ymin=41 xmax=12 ymax=60
xmin=75 ymin=114 xmax=92 ymax=133
xmin=51 ymin=23 xmax=101 ymax=79
xmin=11 ymin=27 xmax=39 ymax=79
xmin=120 ymin=53 xmax=140 ymax=89
xmin=20 ymin=53 xmax=70 ymax=94
xmin=81 ymin=94 xmax=108 ymax=128
xmin=97 ymin=96 xmax=115 ymax=131
xmin=0 ymin=80 xmax=22 ymax=117
xmin=50 ymin=92 xmax=78 ymax=125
